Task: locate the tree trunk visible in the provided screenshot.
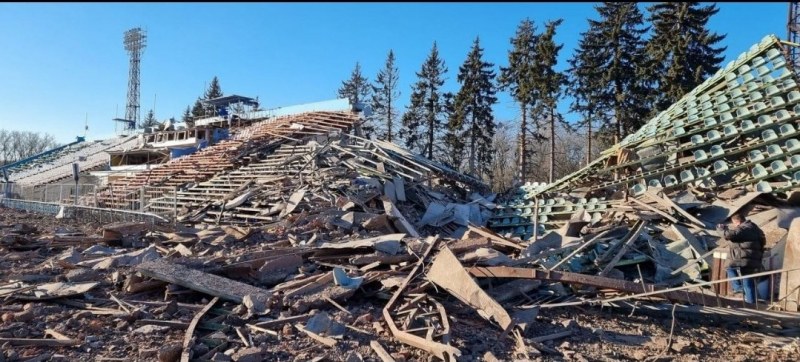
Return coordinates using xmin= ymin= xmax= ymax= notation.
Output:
xmin=587 ymin=107 xmax=593 ymax=166
xmin=615 ymin=79 xmax=623 ymax=144
xmin=427 ymin=111 xmax=434 ymax=160
xmin=387 ymin=99 xmax=393 ymax=142
xmin=519 ymin=104 xmax=527 ymax=184
xmin=549 ymin=108 xmax=555 ymax=183
xmin=469 ymin=112 xmax=477 ymax=175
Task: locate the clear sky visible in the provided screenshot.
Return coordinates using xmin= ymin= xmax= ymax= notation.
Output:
xmin=0 ymin=2 xmax=790 ymax=144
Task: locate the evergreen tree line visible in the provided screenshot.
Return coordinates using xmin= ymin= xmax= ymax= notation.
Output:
xmin=135 ymin=76 xmax=225 ymax=130
xmin=337 ymin=2 xmax=726 ymax=189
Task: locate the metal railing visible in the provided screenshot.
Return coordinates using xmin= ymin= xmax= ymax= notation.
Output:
xmin=1 ymin=182 xmax=175 ymax=224
xmin=1 ymin=182 xmax=98 ymax=206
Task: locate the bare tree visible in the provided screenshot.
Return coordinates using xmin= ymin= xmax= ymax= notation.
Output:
xmin=489 ymin=122 xmax=518 ymax=192
xmin=0 ymin=130 xmax=59 ymax=165
xmin=526 ymin=122 xmax=587 ymax=183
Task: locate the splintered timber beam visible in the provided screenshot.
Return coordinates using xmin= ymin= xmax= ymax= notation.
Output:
xmin=467 ymin=266 xmax=744 ymax=308
xmin=381 ymin=237 xmax=462 ymax=360
xmin=137 ymin=259 xmax=272 ymax=304
xmin=181 ymin=297 xmax=219 ymax=362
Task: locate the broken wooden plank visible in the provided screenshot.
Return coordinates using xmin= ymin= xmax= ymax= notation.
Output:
xmin=44 ymin=329 xmax=72 ymax=341
xmin=598 ymin=221 xmax=646 ymax=276
xmin=137 ymin=259 xmax=272 ymax=304
xmin=382 ymin=237 xmax=462 ymax=360
xmin=279 ymin=188 xmax=307 ymax=218
xmin=644 ymin=189 xmax=708 ymax=228
xmin=180 ymin=296 xmax=219 ymax=362
xmin=629 ymin=196 xmax=679 ymax=223
xmin=468 ymin=266 xmax=745 ymax=308
xmin=324 ymin=296 xmax=351 ymax=315
xmin=427 ymin=247 xmax=512 ymax=330
xmin=530 ymin=330 xmax=572 ymax=343
xmin=252 ymin=313 xmax=312 ymax=328
xmin=382 ymin=197 xmax=420 ymax=237
xmin=466 ymin=225 xmax=525 ymax=250
xmin=14 ymin=281 xmax=99 ymax=301
xmin=0 ymin=338 xmax=80 ymax=347
xmin=245 ymin=323 xmax=279 ymax=336
xmin=547 ymin=228 xmax=618 ymax=271
xmin=295 ymin=323 xmax=337 ymax=347
xmin=369 ymin=340 xmax=395 ymax=362
xmin=102 ymin=222 xmax=151 ymax=241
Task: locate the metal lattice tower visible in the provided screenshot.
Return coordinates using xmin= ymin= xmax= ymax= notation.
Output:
xmin=789 ymin=2 xmax=800 ymax=68
xmin=123 ymin=27 xmax=146 ymax=128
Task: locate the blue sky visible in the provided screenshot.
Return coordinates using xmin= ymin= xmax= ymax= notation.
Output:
xmin=0 ymin=2 xmax=789 ymax=144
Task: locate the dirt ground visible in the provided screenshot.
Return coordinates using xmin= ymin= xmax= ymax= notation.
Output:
xmin=1 ymin=207 xmax=798 ymax=362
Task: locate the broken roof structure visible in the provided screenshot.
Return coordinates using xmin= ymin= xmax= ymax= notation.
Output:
xmin=490 ymin=34 xmax=800 ymax=239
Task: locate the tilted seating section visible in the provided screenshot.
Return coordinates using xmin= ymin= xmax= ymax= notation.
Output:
xmin=490 ymin=34 xmax=800 ymax=238
xmin=95 ymin=111 xmax=359 ymax=209
xmin=11 ymin=136 xmax=139 ymax=186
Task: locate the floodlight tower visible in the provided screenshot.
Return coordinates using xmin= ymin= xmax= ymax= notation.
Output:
xmin=123 ymin=27 xmax=146 ymax=128
xmin=789 ymin=3 xmax=800 ymax=69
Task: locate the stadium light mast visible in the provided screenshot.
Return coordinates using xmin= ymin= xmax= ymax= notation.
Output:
xmin=789 ymin=3 xmax=800 ymax=69
xmin=123 ymin=27 xmax=146 ymax=129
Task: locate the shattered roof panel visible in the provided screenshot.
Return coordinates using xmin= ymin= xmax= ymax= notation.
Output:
xmin=491 ymin=34 xmax=800 ymax=239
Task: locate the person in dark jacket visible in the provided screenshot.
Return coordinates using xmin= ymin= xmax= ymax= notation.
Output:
xmin=718 ymin=213 xmax=766 ymax=303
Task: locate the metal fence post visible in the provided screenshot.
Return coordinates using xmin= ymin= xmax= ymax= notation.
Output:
xmin=140 ymin=187 xmax=146 ymax=212
xmin=173 ymin=186 xmax=178 ymax=226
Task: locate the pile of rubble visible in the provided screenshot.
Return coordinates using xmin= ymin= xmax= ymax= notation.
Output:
xmin=2 ymin=33 xmax=800 ymax=361
xmin=1 ymin=203 xmax=799 ymax=361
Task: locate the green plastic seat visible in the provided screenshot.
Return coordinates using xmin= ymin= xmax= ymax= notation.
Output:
xmin=771 ymin=160 xmax=788 ymax=173
xmin=749 ymin=149 xmax=765 ymax=162
xmin=771 ymin=96 xmax=786 ymax=108
xmin=755 ymin=181 xmax=773 ymax=193
xmin=786 ymin=139 xmax=800 ymax=152
xmin=741 ymin=119 xmax=756 ymax=131
xmin=752 ymin=164 xmax=769 ymax=178
xmin=791 ymin=155 xmax=800 ymax=167
xmin=724 ymin=125 xmax=739 ymax=137
xmin=713 ymin=160 xmax=729 ymax=172
xmin=780 ymin=124 xmax=796 ymax=137
xmin=680 ymin=170 xmax=695 ymax=183
xmin=767 ymin=144 xmax=783 ymax=157
xmin=693 ymin=149 xmax=708 ymax=161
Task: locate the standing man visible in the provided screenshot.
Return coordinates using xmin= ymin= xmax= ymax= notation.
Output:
xmin=718 ymin=213 xmax=766 ymax=304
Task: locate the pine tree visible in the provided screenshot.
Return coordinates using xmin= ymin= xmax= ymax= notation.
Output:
xmin=646 ymin=2 xmax=726 ymax=112
xmin=499 ymin=19 xmax=543 ymax=184
xmin=191 ymin=99 xmax=205 ymax=118
xmin=450 ymin=37 xmax=498 ymax=178
xmin=205 ymin=76 xmax=224 ymax=100
xmin=574 ymin=3 xmax=651 ymax=144
xmin=140 ymin=109 xmax=159 ymax=129
xmin=182 ymin=106 xmax=194 ymax=127
xmin=371 ymin=50 xmax=400 ymax=142
xmin=442 ymin=92 xmax=464 ymax=170
xmin=399 ymin=91 xmax=425 ymax=153
xmin=182 ymin=106 xmax=192 ymax=122
xmin=338 ymin=62 xmax=373 ymax=137
xmin=568 ymin=32 xmax=608 ymax=165
xmin=399 ymin=42 xmax=448 ymax=161
xmin=531 ymin=19 xmax=568 ymax=183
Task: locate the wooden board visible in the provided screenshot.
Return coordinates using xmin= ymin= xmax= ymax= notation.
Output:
xmin=137 ymin=259 xmax=272 ymax=304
